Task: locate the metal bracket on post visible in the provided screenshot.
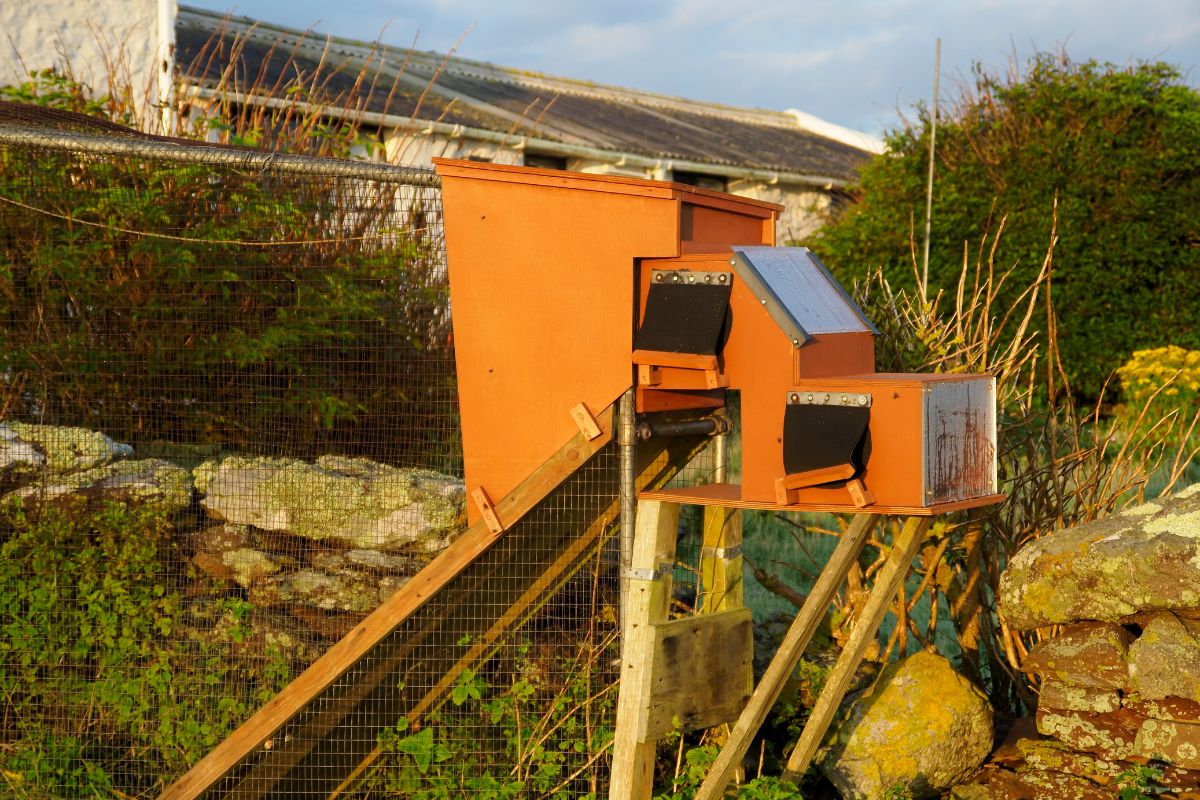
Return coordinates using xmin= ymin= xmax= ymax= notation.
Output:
xmin=699 ymin=544 xmax=743 ymax=560
xmin=621 ymin=563 xmax=673 ymax=583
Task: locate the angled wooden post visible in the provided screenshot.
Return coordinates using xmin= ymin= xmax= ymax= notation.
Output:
xmin=782 ymin=515 xmax=934 ymax=780
xmin=694 ymin=513 xmax=878 ymax=800
xmin=610 ymin=499 xmax=680 ymax=800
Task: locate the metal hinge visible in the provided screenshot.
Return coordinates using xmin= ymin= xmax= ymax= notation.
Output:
xmin=786 ymin=391 xmax=872 ymax=408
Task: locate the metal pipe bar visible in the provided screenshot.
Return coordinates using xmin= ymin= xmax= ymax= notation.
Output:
xmin=636 ymin=416 xmax=730 ymax=441
xmin=714 ymin=431 xmax=730 ymax=483
xmin=0 ymin=123 xmax=441 ymax=187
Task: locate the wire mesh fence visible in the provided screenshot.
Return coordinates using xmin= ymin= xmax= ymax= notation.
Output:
xmin=0 ymin=104 xmax=727 ymax=799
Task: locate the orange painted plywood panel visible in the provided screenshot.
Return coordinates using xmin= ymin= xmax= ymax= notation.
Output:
xmin=437 ymin=160 xmax=682 ymax=520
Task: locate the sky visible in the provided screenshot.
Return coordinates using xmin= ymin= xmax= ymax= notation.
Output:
xmin=184 ymin=0 xmax=1200 ymax=140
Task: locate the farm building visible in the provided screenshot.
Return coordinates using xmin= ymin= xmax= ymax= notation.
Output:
xmin=2 ymin=1 xmax=877 ymax=242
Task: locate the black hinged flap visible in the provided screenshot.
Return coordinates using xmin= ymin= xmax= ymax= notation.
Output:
xmin=634 ymin=269 xmax=733 ymax=355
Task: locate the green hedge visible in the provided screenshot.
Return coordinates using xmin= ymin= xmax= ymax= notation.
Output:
xmin=814 ymin=55 xmax=1200 ymax=401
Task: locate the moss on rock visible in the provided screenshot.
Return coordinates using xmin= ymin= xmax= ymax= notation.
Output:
xmin=3 ymin=421 xmax=132 ymax=474
xmin=999 ymin=483 xmax=1200 ymax=629
xmin=195 ymin=455 xmax=464 ymax=550
xmin=3 ymin=458 xmax=192 ymax=512
xmin=819 ymin=651 xmax=993 ymax=799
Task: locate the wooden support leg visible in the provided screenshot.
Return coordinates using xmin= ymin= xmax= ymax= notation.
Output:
xmin=781 ymin=516 xmax=934 ymax=781
xmin=699 ymin=505 xmax=742 ymax=614
xmin=693 ymin=514 xmax=879 ymax=800
xmin=610 ymin=500 xmax=680 ymax=800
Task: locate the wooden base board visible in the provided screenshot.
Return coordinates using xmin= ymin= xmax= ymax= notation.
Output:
xmin=640 ymin=483 xmax=1005 ymax=516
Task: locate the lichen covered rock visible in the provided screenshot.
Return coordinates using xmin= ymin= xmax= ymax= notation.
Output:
xmin=194 ymin=455 xmax=463 ymax=550
xmin=3 ymin=457 xmax=192 ymax=512
xmin=1127 ymin=613 xmax=1200 ymax=701
xmin=1037 ymin=679 xmax=1122 ymax=714
xmin=247 ymin=568 xmax=406 ymax=613
xmin=1135 ymin=717 xmax=1200 ymax=769
xmin=1020 ymin=622 xmax=1133 ymax=690
xmin=0 ymin=421 xmax=132 ymax=475
xmin=819 ymin=651 xmax=993 ymax=799
xmin=999 ymin=483 xmax=1200 ymax=629
xmin=1016 ymin=738 xmax=1124 ymax=785
xmin=0 ymin=423 xmax=45 ymax=480
xmin=1035 ymin=708 xmax=1142 ymax=760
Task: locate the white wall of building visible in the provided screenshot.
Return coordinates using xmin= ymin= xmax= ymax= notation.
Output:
xmin=1 ymin=0 xmax=175 ymax=115
xmin=728 ymin=180 xmax=832 ymax=244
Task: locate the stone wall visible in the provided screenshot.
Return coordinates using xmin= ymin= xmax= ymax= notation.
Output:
xmin=955 ymin=484 xmax=1200 ymax=798
xmin=0 ymin=421 xmax=464 ymax=659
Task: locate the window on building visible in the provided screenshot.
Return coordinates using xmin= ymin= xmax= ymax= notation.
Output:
xmin=672 ymin=170 xmax=728 ymax=192
xmin=523 ymin=153 xmax=568 ymax=170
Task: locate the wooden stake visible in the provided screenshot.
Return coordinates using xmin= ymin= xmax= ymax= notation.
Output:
xmin=610 ymin=500 xmax=680 ymax=800
xmin=782 ymin=516 xmax=933 ymax=780
xmin=693 ymin=514 xmax=879 ymax=800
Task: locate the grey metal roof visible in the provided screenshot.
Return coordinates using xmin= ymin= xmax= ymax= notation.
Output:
xmin=176 ymin=6 xmax=870 ymax=183
xmin=732 ymin=246 xmax=877 ymax=340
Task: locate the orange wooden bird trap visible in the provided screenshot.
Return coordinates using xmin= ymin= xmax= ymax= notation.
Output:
xmin=163 ymin=160 xmax=1001 ymax=800
xmin=434 ymin=160 xmax=1001 ymax=800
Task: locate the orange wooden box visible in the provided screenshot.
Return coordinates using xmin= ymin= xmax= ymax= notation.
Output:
xmin=635 ymin=249 xmax=876 ymax=505
xmin=781 ymin=373 xmax=997 ymax=509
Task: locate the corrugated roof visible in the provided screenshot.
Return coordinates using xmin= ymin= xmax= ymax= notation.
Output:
xmin=176 ymin=6 xmax=870 ymax=183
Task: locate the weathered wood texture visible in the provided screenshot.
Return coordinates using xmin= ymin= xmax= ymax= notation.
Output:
xmin=610 ymin=500 xmax=680 ymax=800
xmin=641 ymin=608 xmax=753 ymax=741
xmin=699 ymin=505 xmax=743 ymax=614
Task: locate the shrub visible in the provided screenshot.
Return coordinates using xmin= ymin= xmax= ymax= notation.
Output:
xmin=0 ymin=73 xmax=452 ymax=464
xmin=0 ymin=500 xmax=291 ymax=796
xmin=814 ymin=53 xmax=1200 ymax=402
xmin=1117 ymin=345 xmax=1200 ymax=414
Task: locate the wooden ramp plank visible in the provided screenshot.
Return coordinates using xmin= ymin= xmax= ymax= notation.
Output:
xmin=782 ymin=516 xmax=934 ymax=780
xmin=159 ymin=402 xmax=619 ymax=800
xmin=227 ymin=436 xmax=705 ymax=798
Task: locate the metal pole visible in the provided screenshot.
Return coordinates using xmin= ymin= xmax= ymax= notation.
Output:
xmin=714 ymin=430 xmax=729 ymax=484
xmin=922 ymin=38 xmax=941 ymax=301
xmin=618 ymin=387 xmax=638 ymax=649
